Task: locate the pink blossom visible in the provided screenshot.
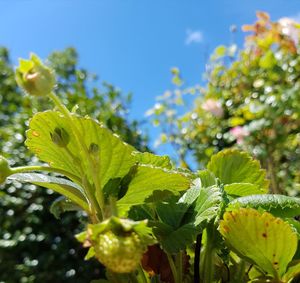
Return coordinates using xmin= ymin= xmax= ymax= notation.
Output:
xmin=202 ymin=99 xmax=224 ymax=118
xmin=278 ymin=17 xmax=299 ymax=45
xmin=230 ymin=126 xmax=249 ymax=145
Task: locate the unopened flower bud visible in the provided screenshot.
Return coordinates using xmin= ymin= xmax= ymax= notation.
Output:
xmin=15 ymin=53 xmax=56 ymax=96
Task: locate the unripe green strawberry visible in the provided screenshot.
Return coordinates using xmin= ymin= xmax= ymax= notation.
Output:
xmin=94 ymin=230 xmax=145 ymax=273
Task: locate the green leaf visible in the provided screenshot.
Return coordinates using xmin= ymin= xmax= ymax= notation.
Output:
xmin=228 ymin=194 xmax=300 ymax=218
xmin=133 ymin=152 xmax=172 ymax=169
xmin=198 ymin=170 xmax=217 ymax=188
xmin=224 ymin=183 xmax=266 ymax=197
xmin=283 ymin=260 xmax=300 ymax=282
xmin=194 ymin=184 xmax=223 ymax=226
xmin=50 ymin=196 xmax=82 ymax=219
xmin=259 ymin=50 xmax=277 ymax=69
xmin=151 ymin=179 xmax=222 ymax=253
xmin=152 ymin=222 xmax=197 ymax=253
xmin=85 ymin=247 xmax=96 ymax=260
xmin=8 ymin=173 xmax=89 ymax=211
xmin=220 ymin=208 xmax=297 ymax=279
xmin=207 ymin=149 xmax=269 ymax=191
xmin=117 ymin=165 xmax=190 ymax=213
xmin=26 ymin=110 xmax=135 ymax=189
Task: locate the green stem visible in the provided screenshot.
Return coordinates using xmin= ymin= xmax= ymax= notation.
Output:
xmin=128 ymin=273 xmax=139 ymax=283
xmin=49 ymin=92 xmax=104 ymax=219
xmin=167 ymin=253 xmax=178 ymax=283
xmin=176 ymin=251 xmax=183 ymax=283
xmin=201 ymin=224 xmax=216 ymax=283
xmin=137 ymin=264 xmax=148 ymax=283
xmin=232 ymin=259 xmax=245 ymax=283
xmin=11 ymin=165 xmax=81 ymax=184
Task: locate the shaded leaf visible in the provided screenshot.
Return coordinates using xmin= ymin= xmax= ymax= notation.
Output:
xmin=283 ymin=260 xmax=300 ymax=282
xmin=153 ymin=222 xmax=198 ymax=253
xmin=151 ymin=179 xmax=222 ymax=253
xmin=8 ymin=173 xmax=89 ymax=211
xmin=50 ymin=196 xmax=82 ymax=219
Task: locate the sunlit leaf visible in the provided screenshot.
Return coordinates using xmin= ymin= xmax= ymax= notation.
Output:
xmin=133 ymin=152 xmax=172 ymax=169
xmin=220 ymin=208 xmax=297 ymax=278
xmin=26 ymin=111 xmax=136 ymax=190
xmin=198 ymin=170 xmax=217 ymax=188
xmin=117 ymin=165 xmax=190 ymax=214
xmin=224 ymin=183 xmax=266 ymax=197
xmin=207 ymin=149 xmax=269 ymax=191
xmin=228 ymin=194 xmax=300 ymax=218
xmin=194 ymin=184 xmax=223 ymax=226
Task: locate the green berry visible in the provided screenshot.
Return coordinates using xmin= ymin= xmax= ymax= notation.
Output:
xmin=0 ymin=156 xmax=12 ymax=184
xmin=94 ymin=230 xmax=145 ymax=273
xmin=15 ymin=53 xmax=56 ymax=96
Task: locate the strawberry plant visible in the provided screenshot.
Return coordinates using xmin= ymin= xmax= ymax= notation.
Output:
xmin=1 ymin=53 xmax=300 ymax=282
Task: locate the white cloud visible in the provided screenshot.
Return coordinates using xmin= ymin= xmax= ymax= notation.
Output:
xmin=185 ymin=29 xmax=203 ymax=45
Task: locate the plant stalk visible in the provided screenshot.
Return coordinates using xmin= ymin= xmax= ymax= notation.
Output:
xmin=194 ymin=233 xmax=202 ymax=283
xmin=201 ymin=224 xmax=216 ymax=283
xmin=176 ymin=251 xmax=183 ymax=283
xmin=167 ymin=253 xmax=178 ymax=283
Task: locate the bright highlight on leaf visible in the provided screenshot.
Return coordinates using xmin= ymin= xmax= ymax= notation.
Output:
xmin=220 ymin=208 xmax=297 ymax=279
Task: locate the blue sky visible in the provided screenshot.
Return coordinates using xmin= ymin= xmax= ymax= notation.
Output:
xmin=1 ymin=0 xmax=300 ymax=156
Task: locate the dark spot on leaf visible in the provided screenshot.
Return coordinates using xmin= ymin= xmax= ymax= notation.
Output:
xmin=262 ymin=233 xmax=267 ymax=238
xmin=50 ymin=127 xmax=70 ymax=147
xmin=89 ymin=143 xmax=99 ymax=154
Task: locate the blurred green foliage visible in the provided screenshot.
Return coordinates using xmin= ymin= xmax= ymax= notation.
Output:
xmin=149 ymin=12 xmax=300 ymax=195
xmin=0 ymin=47 xmax=148 ymax=283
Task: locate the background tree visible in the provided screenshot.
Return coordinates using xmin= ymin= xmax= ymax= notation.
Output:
xmin=0 ymin=47 xmax=148 ymax=283
xmin=149 ymin=12 xmax=300 ymax=195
